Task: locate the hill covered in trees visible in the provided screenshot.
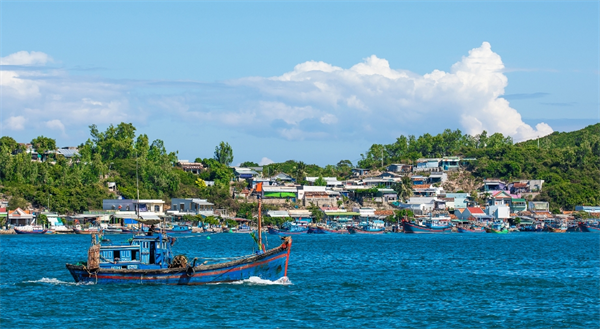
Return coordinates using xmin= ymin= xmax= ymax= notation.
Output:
xmin=0 ymin=122 xmax=598 ymax=213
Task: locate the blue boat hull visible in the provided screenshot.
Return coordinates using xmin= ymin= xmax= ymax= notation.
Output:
xmin=578 ymin=223 xmax=600 ymax=233
xmin=66 ymin=241 xmax=292 ymax=285
xmin=402 ymin=222 xmax=452 ymax=234
xmin=14 ymin=228 xmax=48 ymax=234
xmin=267 ymin=227 xmax=307 ymax=235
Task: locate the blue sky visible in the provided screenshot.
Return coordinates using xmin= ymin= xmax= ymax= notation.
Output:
xmin=1 ymin=1 xmax=598 ymax=166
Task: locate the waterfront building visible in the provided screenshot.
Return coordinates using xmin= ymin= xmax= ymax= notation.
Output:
xmin=170 ymin=198 xmax=215 ymax=217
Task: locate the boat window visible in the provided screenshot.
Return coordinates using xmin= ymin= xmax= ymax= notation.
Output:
xmin=114 ymin=250 xmax=121 ymax=260
xmin=132 ymin=250 xmax=138 ymax=260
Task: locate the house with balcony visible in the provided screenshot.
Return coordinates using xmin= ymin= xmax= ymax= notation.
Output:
xmin=483 ymin=179 xmax=506 ymax=192
xmin=387 ymin=163 xmax=412 ymax=173
xmin=510 ymin=198 xmax=527 ymax=212
xmin=170 ymin=198 xmax=215 ymax=217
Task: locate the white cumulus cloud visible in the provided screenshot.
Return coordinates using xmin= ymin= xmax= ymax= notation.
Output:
xmin=259 ymin=157 xmax=275 ymax=166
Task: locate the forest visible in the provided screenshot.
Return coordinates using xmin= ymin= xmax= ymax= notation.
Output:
xmin=0 ymin=123 xmax=598 ymax=214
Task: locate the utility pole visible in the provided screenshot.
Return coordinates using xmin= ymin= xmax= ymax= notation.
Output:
xmin=381 ymin=149 xmax=384 ymax=168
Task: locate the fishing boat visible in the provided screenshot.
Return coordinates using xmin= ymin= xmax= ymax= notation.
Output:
xmin=13 ymin=226 xmax=48 ymax=234
xmin=486 ymin=222 xmax=509 ymax=234
xmin=73 ymin=226 xmax=101 ymax=234
xmin=456 ymin=225 xmax=486 ymax=233
xmin=267 ymin=220 xmax=308 ymax=235
xmin=347 ymin=220 xmax=385 ymax=234
xmin=66 ymin=183 xmax=293 ymax=285
xmin=578 ymin=221 xmax=600 ymax=233
xmin=104 ymin=225 xmax=124 ymax=234
xmin=545 ymin=221 xmax=568 ymax=233
xmin=316 ymin=224 xmax=348 ymax=234
xmin=166 ymin=224 xmax=192 ymax=234
xmin=402 ymin=214 xmax=452 ymax=234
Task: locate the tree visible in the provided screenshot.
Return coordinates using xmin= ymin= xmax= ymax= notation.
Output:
xmin=314 ymin=176 xmax=327 ymax=186
xmin=37 ymin=214 xmax=48 ymax=226
xmin=392 ymin=176 xmax=413 ymax=202
xmin=307 ymin=202 xmax=323 ymax=223
xmin=195 ymin=178 xmax=207 ymax=189
xmin=214 ymin=142 xmax=233 ymax=166
xmin=295 ymin=161 xmax=307 ymax=183
xmin=8 ymin=196 xmax=28 ymax=210
xmin=240 ymin=161 xmax=258 ymax=167
xmin=0 ymin=136 xmax=19 ymax=154
xmin=31 ymin=136 xmax=57 ymax=155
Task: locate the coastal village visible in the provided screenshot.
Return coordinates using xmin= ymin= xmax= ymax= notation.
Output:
xmin=2 ymin=142 xmax=599 ymax=234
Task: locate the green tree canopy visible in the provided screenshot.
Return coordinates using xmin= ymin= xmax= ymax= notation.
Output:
xmin=214 ymin=142 xmax=233 ymax=166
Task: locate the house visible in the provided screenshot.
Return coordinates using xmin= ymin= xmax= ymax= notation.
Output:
xmin=439 ymin=157 xmax=461 ymax=171
xmin=288 ymin=209 xmax=312 ymax=221
xmin=270 ymin=173 xmax=294 ymax=183
xmin=509 ymin=182 xmax=529 ymax=194
xmin=444 ymin=193 xmax=469 ymax=208
xmin=56 ymin=147 xmax=79 ymax=159
xmin=266 ymin=210 xmax=290 ymax=218
xmin=107 ymin=182 xmax=117 ymax=192
xmin=103 ymin=199 xmax=165 ymax=213
xmin=0 ymin=207 xmax=7 ymax=227
xmin=428 ymin=172 xmax=447 ymax=184
xmin=379 ymin=172 xmax=404 ymax=179
xmin=411 ymin=176 xmax=428 ymax=186
xmin=387 ymin=163 xmax=412 ymax=173
xmin=488 ymin=191 xmax=512 ymax=206
xmin=351 ymin=168 xmax=370 ymax=177
xmin=486 ymin=205 xmax=510 ymax=219
xmin=233 ymin=167 xmax=259 ymax=181
xmin=353 ymin=207 xmax=377 ymax=219
xmin=178 ymin=160 xmax=205 ymax=174
xmin=262 ymin=186 xmax=297 ymax=201
xmin=412 ymin=186 xmax=443 ymax=197
xmin=299 ymin=186 xmax=337 ymax=206
xmin=305 ymin=177 xmax=343 ymax=187
xmin=456 ymin=207 xmax=487 ymax=220
xmin=529 ymin=180 xmax=544 ymax=192
xmin=416 ymin=158 xmax=441 ymax=171
xmin=170 ymin=198 xmax=215 ymax=217
xmin=376 ymin=189 xmax=397 ymax=202
xmin=8 ymin=208 xmax=34 ymax=226
xmin=575 ymin=206 xmax=600 ymax=213
xmin=483 ymin=179 xmax=506 ymax=192
xmin=510 ymin=198 xmax=528 ymax=212
xmin=362 ymin=177 xmax=396 ymax=188
xmin=528 ymin=201 xmax=550 ymax=213
xmin=441 ymin=198 xmax=455 ymax=209
xmin=321 ymin=207 xmax=359 ymax=222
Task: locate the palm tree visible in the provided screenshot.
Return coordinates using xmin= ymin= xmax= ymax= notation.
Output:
xmin=394 ymin=176 xmax=413 ymax=202
xmin=295 ymin=161 xmax=307 ymax=183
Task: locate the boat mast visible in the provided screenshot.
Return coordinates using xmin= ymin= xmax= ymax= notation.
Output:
xmin=136 ymin=149 xmax=140 ymax=228
xmin=258 ymin=195 xmax=262 ymax=250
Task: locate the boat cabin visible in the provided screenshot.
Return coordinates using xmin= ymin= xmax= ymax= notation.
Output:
xmin=98 ymin=234 xmax=173 ymax=270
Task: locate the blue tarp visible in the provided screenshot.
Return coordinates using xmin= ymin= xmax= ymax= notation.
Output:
xmin=124 ymin=218 xmax=138 ymax=224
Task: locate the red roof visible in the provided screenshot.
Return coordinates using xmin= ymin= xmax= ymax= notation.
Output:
xmin=467 ymin=207 xmax=485 ymax=214
xmin=513 ymin=183 xmax=527 ymax=188
xmin=0 ymin=207 xmax=6 ymax=212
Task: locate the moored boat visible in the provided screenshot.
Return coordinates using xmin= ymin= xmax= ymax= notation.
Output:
xmin=73 ymin=226 xmax=101 ymax=234
xmin=402 ymin=214 xmax=452 ymax=234
xmin=166 ymin=224 xmax=192 ymax=234
xmin=456 ymin=225 xmax=486 ymax=233
xmin=14 ymin=226 xmax=48 ymax=234
xmin=578 ymin=221 xmax=600 ymax=233
xmin=347 ymin=220 xmax=385 ymax=234
xmin=267 ymin=220 xmax=308 ymax=235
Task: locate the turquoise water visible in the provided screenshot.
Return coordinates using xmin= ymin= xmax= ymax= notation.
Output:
xmin=1 ymin=233 xmax=599 ymax=328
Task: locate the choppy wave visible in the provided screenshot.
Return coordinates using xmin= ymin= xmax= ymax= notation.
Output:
xmin=25 ymin=278 xmax=92 ymax=285
xmin=215 ymin=276 xmax=292 ymax=285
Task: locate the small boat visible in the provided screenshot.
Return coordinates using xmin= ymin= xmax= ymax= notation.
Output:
xmin=402 ymin=215 xmax=452 ymax=234
xmin=268 ymin=221 xmax=308 ymax=235
xmin=347 ymin=220 xmax=385 ymax=234
xmin=104 ymin=225 xmax=124 ymax=234
xmin=73 ymin=226 xmax=101 ymax=234
xmin=578 ymin=221 xmax=600 ymax=233
xmin=166 ymin=224 xmax=192 ymax=234
xmin=14 ymin=226 xmax=48 ymax=234
xmin=456 ymin=225 xmax=486 ymax=233
xmin=316 ymin=226 xmax=348 ymax=234
xmin=66 ymin=185 xmax=292 ymax=285
xmin=486 ymin=222 xmax=509 ymax=234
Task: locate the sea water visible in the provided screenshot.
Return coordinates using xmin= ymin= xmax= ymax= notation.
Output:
xmin=1 ymin=233 xmax=598 ymax=328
